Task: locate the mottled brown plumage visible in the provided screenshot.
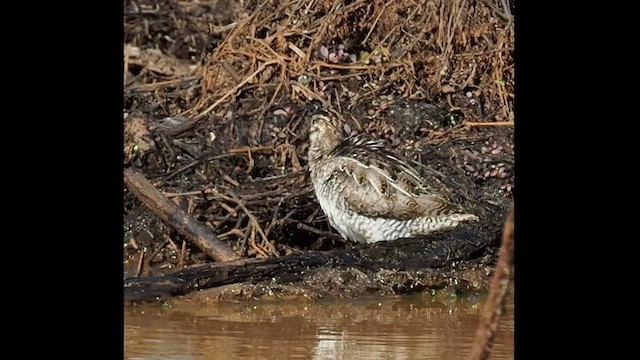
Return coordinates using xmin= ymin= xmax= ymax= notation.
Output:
xmin=308 ymin=112 xmax=478 ymax=243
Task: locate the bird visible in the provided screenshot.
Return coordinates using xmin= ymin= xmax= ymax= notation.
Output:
xmin=307 ymin=111 xmax=479 ymax=244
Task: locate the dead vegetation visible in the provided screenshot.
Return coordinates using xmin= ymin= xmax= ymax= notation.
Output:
xmin=124 ymin=0 xmax=514 ymax=283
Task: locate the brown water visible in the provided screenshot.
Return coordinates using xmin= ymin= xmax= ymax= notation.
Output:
xmin=124 ymin=290 xmax=514 ymax=360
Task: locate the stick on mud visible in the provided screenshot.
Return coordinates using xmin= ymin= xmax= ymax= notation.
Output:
xmin=124 ymin=167 xmax=241 ymax=262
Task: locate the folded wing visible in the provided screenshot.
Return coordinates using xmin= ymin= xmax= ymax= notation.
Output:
xmin=329 ymin=134 xmax=468 ymax=220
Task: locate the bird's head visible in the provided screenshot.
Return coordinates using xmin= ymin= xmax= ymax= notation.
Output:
xmin=308 ymin=112 xmax=345 ymax=161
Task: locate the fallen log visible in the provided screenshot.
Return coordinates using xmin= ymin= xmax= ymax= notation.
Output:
xmin=124 ymin=222 xmax=498 ymax=302
xmin=124 ymin=167 xmax=241 ymax=262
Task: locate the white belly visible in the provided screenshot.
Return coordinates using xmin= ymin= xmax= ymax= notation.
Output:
xmin=316 ymin=191 xmax=411 ymax=243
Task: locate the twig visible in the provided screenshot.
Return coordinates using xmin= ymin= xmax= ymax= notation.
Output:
xmin=291 ymin=83 xmax=327 ymax=103
xmin=361 ymin=0 xmax=393 ymax=45
xmin=249 ymin=171 xmax=306 ymax=183
xmin=164 ymin=159 xmax=202 ymax=181
xmin=165 ymin=190 xmax=204 ymax=198
xmin=135 ymin=251 xmax=144 ymax=277
xmin=227 ymin=191 xmax=277 ymax=256
xmin=264 ymin=197 xmax=285 ymax=237
xmin=195 ymin=60 xmax=278 ymax=120
xmin=257 ymin=63 xmax=286 ymax=138
xmin=158 ymin=132 xmax=176 ymax=167
xmin=226 ymin=49 xmax=281 ymax=64
xmin=465 ymin=121 xmax=514 ymax=127
xmin=164 ymin=147 xmax=273 ymax=181
xmin=222 ymin=174 xmax=240 ymax=187
xmin=334 ymin=87 xmax=342 ymax=114
xmin=218 ymin=228 xmax=245 ymax=240
xmin=178 ymin=240 xmax=187 ymax=268
xmin=304 ymin=0 xmax=316 ymax=14
xmin=228 ymin=146 xmax=274 ymax=154
xmin=218 ymin=202 xmax=238 ymax=217
xmin=166 ymin=235 xmax=179 ymax=251
xmin=220 ymin=61 xmax=241 ymax=83
xmin=145 ymin=239 xmax=169 ymax=268
xmin=294 ymin=220 xmax=343 ymax=240
xmin=501 ymin=0 xmax=512 ymax=18
xmin=288 ymin=43 xmax=306 ymax=59
xmin=248 ymin=225 xmax=268 ymax=258
xmin=358 ymin=81 xmax=393 ymax=101
xmin=467 ymin=205 xmax=514 ymax=360
xmin=124 ymin=167 xmax=241 ymax=262
xmin=239 ymin=218 xmax=251 ymax=256
xmin=250 ymin=36 xmax=289 ymax=61
xmin=453 ymin=47 xmax=514 ymax=58
xmin=483 ymin=0 xmax=513 ymax=23
xmin=204 ymin=0 xmax=269 ymax=68
xmin=124 ymin=51 xmax=129 ymax=85
xmin=305 ymin=0 xmax=342 ymax=61
xmin=382 ymin=6 xmax=423 ymax=59
xmin=318 ymin=72 xmax=368 ymax=81
xmin=310 ymin=61 xmax=406 ymax=71
xmin=210 ymin=21 xmax=238 ymax=35
xmin=125 ymin=76 xmax=202 ymax=92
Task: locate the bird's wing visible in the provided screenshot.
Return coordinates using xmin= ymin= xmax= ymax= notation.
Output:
xmin=329 ymin=134 xmax=466 ymax=220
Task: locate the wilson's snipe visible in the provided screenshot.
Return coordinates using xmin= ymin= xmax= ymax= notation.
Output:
xmin=307 ymin=112 xmax=478 ymax=244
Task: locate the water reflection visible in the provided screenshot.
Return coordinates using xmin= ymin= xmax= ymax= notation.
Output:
xmin=125 ymin=290 xmax=513 ymax=360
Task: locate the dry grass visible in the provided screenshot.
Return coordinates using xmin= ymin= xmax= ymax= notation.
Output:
xmin=126 ymin=0 xmax=514 ymax=123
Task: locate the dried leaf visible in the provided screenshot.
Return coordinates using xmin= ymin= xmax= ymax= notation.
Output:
xmin=320 ymin=46 xmax=329 ymax=59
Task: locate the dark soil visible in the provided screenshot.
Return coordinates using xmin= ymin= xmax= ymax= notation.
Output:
xmin=124 ymin=0 xmax=514 ymax=301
